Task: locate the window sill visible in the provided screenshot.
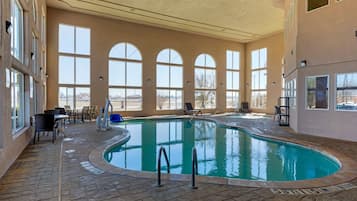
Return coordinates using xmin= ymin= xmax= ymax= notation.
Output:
xmin=335 ymin=109 xmax=357 ymax=113
xmin=305 ymin=108 xmax=329 ymax=112
xmin=12 ymin=126 xmax=31 ymax=140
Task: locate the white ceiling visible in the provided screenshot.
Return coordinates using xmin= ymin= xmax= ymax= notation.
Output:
xmin=46 ymin=0 xmax=285 ymax=43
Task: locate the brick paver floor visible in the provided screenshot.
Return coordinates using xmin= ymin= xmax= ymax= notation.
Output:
xmin=1 ymin=115 xmax=357 ymax=201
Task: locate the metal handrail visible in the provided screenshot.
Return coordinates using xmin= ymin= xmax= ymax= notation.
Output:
xmin=192 ymin=147 xmax=198 ymax=189
xmin=157 ymin=146 xmax=170 ymax=187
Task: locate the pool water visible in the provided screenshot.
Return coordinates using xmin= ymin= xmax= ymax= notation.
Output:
xmin=104 ymin=119 xmax=340 ymax=181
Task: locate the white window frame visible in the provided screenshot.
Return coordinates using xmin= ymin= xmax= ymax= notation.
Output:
xmin=305 ymin=75 xmax=329 ymax=111
xmin=335 ymin=72 xmax=357 ymax=112
xmin=108 ymin=42 xmax=143 ymax=111
xmin=285 ymin=79 xmax=297 ymax=109
xmin=156 ymin=48 xmax=183 ymax=111
xmin=32 ymin=0 xmax=37 ymax=24
xmin=251 ymin=48 xmax=268 ymax=109
xmin=10 ymin=68 xmax=25 ymax=134
xmin=226 ymin=50 xmax=240 ymax=109
xmin=41 ymin=7 xmax=46 ymax=44
xmin=32 ymin=33 xmax=39 ymax=76
xmin=10 ymin=0 xmax=24 ymax=62
xmin=58 ymin=24 xmax=91 ymax=109
xmin=194 ymin=54 xmax=217 ymax=109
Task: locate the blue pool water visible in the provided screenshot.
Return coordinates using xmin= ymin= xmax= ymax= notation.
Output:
xmin=104 ymin=119 xmax=340 ymax=181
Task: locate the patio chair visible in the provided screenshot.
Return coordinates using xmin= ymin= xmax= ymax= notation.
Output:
xmin=55 ymin=107 xmax=66 ymax=115
xmin=89 ymin=105 xmax=98 ymax=120
xmin=33 ymin=114 xmax=58 ymax=144
xmin=81 ymin=106 xmax=90 ymax=122
xmin=55 ymin=107 xmax=68 ymax=129
xmin=44 ymin=109 xmax=55 ymax=115
xmin=239 ymin=102 xmax=252 ymax=113
xmin=273 ymin=105 xmax=281 ymax=121
xmin=63 ymin=105 xmax=77 ymax=123
xmin=184 ymin=103 xmax=202 ymax=116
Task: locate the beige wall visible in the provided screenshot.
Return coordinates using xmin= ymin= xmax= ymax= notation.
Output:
xmin=296 ymin=0 xmax=357 ymax=141
xmin=283 ymin=0 xmax=298 ymax=132
xmin=283 ymin=0 xmax=357 ymax=141
xmin=297 ymin=0 xmax=357 ymax=66
xmin=283 ymin=0 xmax=298 ymax=76
xmin=0 ymin=0 xmax=47 ymax=178
xmin=246 ymin=33 xmax=284 ymax=114
xmin=47 ymin=8 xmax=248 ymax=116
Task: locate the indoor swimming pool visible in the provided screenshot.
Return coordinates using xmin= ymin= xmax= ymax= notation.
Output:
xmin=104 ymin=118 xmax=340 ymax=181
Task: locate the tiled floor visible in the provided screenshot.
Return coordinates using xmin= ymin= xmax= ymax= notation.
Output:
xmin=1 ymin=115 xmax=357 ymax=201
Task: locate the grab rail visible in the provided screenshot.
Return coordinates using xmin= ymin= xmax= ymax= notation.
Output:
xmin=192 ymin=147 xmax=198 ymax=189
xmin=157 ymin=146 xmax=170 ymax=187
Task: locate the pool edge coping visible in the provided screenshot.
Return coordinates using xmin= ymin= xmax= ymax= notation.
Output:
xmin=88 ymin=115 xmax=357 ymax=189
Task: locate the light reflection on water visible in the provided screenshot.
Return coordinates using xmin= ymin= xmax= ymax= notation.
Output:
xmin=105 ymin=119 xmax=340 ymax=181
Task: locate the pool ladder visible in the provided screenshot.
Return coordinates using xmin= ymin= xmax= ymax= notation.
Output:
xmin=191 ymin=147 xmax=198 ymax=189
xmin=156 ymin=146 xmax=198 ymax=189
xmin=157 ymin=147 xmax=170 ymax=187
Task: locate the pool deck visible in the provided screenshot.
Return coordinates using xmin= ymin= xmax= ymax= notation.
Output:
xmin=1 ymin=114 xmax=357 ymax=200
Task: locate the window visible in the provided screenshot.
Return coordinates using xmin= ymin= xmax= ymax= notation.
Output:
xmin=41 ymin=50 xmax=46 ymax=80
xmin=281 ymin=64 xmax=285 ymax=97
xmin=10 ymin=69 xmax=25 ymax=133
xmin=33 ymin=81 xmax=38 ymax=114
xmin=306 ymin=75 xmax=329 ymax=110
xmin=59 ymin=87 xmax=74 ymax=109
xmin=41 ymin=8 xmax=46 ymax=43
xmin=108 ymin=43 xmax=142 ymax=111
xmin=336 ymin=73 xmax=357 ymax=111
xmin=307 ymin=0 xmax=329 ymax=11
xmin=251 ymin=48 xmax=267 ymax=109
xmin=156 ymin=49 xmax=183 ymax=110
xmin=32 ymin=33 xmax=39 ymax=76
xmin=32 ymin=0 xmax=37 ymax=24
xmin=0 ymin=1 xmax=2 ymax=47
xmin=226 ymin=50 xmax=240 ymax=109
xmin=58 ymin=24 xmax=91 ymax=109
xmin=194 ymin=54 xmax=216 ymax=109
xmin=30 ymin=76 xmax=34 ymax=99
xmin=11 ymin=0 xmax=24 ymax=62
xmin=285 ymin=79 xmax=297 ymax=108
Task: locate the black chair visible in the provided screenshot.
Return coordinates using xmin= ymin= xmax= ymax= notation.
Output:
xmin=239 ymin=102 xmax=252 ymax=113
xmin=44 ymin=109 xmax=55 ymax=115
xmin=274 ymin=105 xmax=281 ymax=121
xmin=184 ymin=103 xmax=202 ymax=116
xmin=33 ymin=114 xmax=58 ymax=144
xmin=55 ymin=107 xmax=67 ymax=128
xmin=54 ymin=107 xmax=66 ymax=115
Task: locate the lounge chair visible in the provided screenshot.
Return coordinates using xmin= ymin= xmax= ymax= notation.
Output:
xmin=184 ymin=103 xmax=202 ymax=116
xmin=239 ymin=102 xmax=252 ymax=113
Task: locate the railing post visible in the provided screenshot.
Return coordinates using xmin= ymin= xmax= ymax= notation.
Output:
xmin=157 ymin=147 xmax=170 ymax=187
xmin=192 ymin=147 xmax=198 ymax=189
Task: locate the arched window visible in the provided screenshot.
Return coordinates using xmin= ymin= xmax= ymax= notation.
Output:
xmin=194 ymin=54 xmax=216 ymax=109
xmin=108 ymin=43 xmax=142 ymax=111
xmin=156 ymin=49 xmax=183 ymax=110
